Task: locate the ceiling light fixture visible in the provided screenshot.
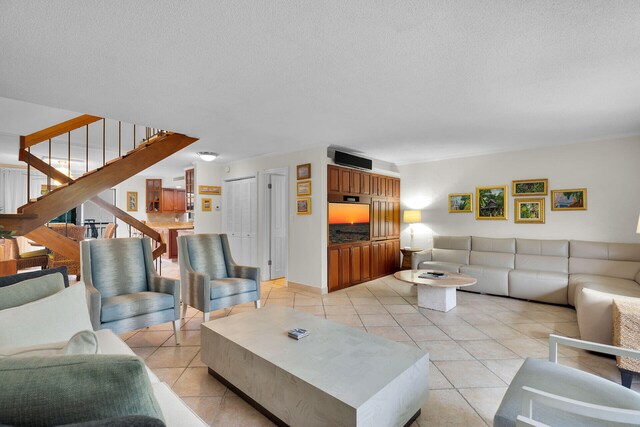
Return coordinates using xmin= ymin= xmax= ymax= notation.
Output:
xmin=198 ymin=152 xmax=218 ymax=162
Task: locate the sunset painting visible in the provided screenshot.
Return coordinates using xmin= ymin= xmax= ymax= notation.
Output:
xmin=329 ymin=203 xmax=370 ymax=244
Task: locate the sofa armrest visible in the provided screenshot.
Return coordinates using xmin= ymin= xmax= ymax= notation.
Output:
xmin=548 ymin=334 xmax=640 ymax=363
xmin=411 ymin=249 xmax=432 ymax=270
xmin=186 ymin=271 xmax=211 ymax=313
xmin=229 ymin=265 xmax=260 ymax=298
xmin=84 ymin=283 xmax=102 ymax=331
xmin=635 ymin=270 xmax=640 ymax=286
xmin=150 ymin=276 xmax=180 ymax=319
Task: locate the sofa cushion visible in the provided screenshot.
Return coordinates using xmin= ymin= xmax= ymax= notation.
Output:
xmin=469 ymin=251 xmax=514 ymax=269
xmin=432 ymin=248 xmax=469 ymax=265
xmin=0 ymin=330 xmax=99 ymax=358
xmin=185 ymin=234 xmax=228 ymax=279
xmin=472 ymin=236 xmax=515 ymax=253
xmin=515 ymin=254 xmax=568 ymax=274
xmin=0 ymin=271 xmax=65 ymax=310
xmin=568 ymin=274 xmax=640 ymax=306
xmin=569 ymin=257 xmax=640 ymax=281
xmin=417 ymin=261 xmax=463 ymax=273
xmin=494 ymin=357 xmax=640 ymax=427
xmin=570 ymin=240 xmax=640 ymax=262
xmin=89 ymin=238 xmax=149 ymax=298
xmin=508 ymin=270 xmax=568 ymax=305
xmin=0 ymin=265 xmax=69 ymax=289
xmin=516 ymin=238 xmax=569 ymax=257
xmin=210 ymin=278 xmax=257 ymax=299
xmin=460 ymin=265 xmax=510 ymax=296
xmin=0 ymin=283 xmax=93 ymax=349
xmin=433 ymin=235 xmax=471 ymax=250
xmin=0 ymin=355 xmax=164 ymax=426
xmin=64 ymin=415 xmax=166 ymax=427
xmin=101 ymin=292 xmax=175 ymax=323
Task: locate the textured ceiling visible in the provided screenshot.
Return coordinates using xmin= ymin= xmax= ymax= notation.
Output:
xmin=1 ymin=0 xmax=640 ymax=172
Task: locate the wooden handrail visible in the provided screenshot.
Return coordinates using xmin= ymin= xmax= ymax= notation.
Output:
xmin=21 ymin=115 xmax=102 ymax=149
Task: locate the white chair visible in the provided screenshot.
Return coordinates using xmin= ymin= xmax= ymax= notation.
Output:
xmin=495 ymin=334 xmax=640 ymax=427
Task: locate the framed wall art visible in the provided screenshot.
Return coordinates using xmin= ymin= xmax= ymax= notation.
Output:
xmin=126 ymin=191 xmax=138 ymax=212
xmin=297 ymin=180 xmax=311 ymax=196
xmin=201 ymin=198 xmax=212 ymax=212
xmin=512 ymin=178 xmax=548 ymax=196
xmin=199 ymin=185 xmax=221 ymax=195
xmin=448 ymin=193 xmax=473 ymax=213
xmin=296 ymin=198 xmax=311 ymax=215
xmin=476 ymin=185 xmax=508 ymax=220
xmin=515 ymin=198 xmax=545 ymax=224
xmin=296 ymin=163 xmax=311 ymax=180
xmin=551 ymin=188 xmax=587 ymax=211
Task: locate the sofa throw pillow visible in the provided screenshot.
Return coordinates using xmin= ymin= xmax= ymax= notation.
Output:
xmin=0 ymin=330 xmax=99 ymax=358
xmin=0 ymin=354 xmax=164 ymax=426
xmin=0 ymin=283 xmax=93 ymax=349
xmin=0 ymin=272 xmax=65 ymax=310
xmin=0 ymin=265 xmax=69 ymax=289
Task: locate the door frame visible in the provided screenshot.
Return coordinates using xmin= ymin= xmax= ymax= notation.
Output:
xmin=261 ymin=167 xmax=288 ymax=281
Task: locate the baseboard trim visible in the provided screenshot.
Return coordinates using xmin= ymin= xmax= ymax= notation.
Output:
xmin=287 ymin=281 xmax=326 ymax=295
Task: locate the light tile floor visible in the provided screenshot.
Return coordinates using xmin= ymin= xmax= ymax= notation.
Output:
xmin=116 ymin=261 xmax=639 ymax=426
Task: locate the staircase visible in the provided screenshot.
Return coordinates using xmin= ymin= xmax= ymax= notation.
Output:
xmin=0 ymin=114 xmax=198 ymax=262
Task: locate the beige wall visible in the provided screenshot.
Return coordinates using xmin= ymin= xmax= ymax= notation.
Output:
xmin=399 ymin=136 xmax=640 ymax=249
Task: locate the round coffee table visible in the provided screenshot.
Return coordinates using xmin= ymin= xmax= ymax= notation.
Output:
xmin=393 ymin=269 xmax=477 ymax=312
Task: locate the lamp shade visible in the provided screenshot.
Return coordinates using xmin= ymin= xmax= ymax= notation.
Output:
xmin=403 ymin=210 xmax=422 ymax=224
xmin=637 ymin=214 xmax=640 ymax=234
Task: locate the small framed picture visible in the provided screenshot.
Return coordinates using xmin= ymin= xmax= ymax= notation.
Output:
xmin=448 ymin=193 xmax=473 ymax=213
xmin=551 ymin=188 xmax=587 ymax=211
xmin=296 ymin=198 xmax=311 ymax=215
xmin=199 ymin=185 xmax=221 ymax=195
xmin=126 ymin=192 xmax=138 ymax=212
xmin=515 ymin=198 xmax=545 ymax=224
xmin=297 ymin=180 xmax=311 ymax=196
xmin=512 ymin=179 xmax=548 ymax=196
xmin=201 ymin=198 xmax=212 ymax=212
xmin=476 ymin=185 xmax=508 ymax=220
xmin=296 ymin=163 xmax=311 ymax=180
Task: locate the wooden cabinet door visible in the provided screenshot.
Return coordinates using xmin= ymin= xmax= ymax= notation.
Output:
xmin=361 ymin=243 xmax=371 ymax=281
xmin=379 ymin=200 xmax=388 ymax=239
xmin=361 ymin=173 xmax=370 ymax=195
xmin=351 ymin=171 xmax=361 ymax=194
xmin=387 ymin=201 xmax=400 ymax=238
xmin=328 ymin=166 xmax=340 ymax=193
xmin=175 ymin=189 xmax=186 ymax=212
xmin=169 ymin=229 xmax=179 ymax=258
xmin=340 ymin=169 xmax=351 ymax=193
xmin=385 ymin=240 xmax=396 ymax=274
xmin=393 ymin=178 xmax=401 ymax=199
xmin=386 ymin=179 xmax=394 ymax=197
xmin=350 ymin=245 xmax=362 ymax=283
xmin=161 ymin=188 xmax=175 ymax=212
xmin=371 ymin=175 xmax=378 ymax=196
xmin=372 ymin=199 xmax=386 ymax=239
xmin=371 ymin=242 xmax=382 ymax=278
xmin=392 ymin=240 xmax=401 ymax=271
xmin=378 ymin=176 xmax=387 ymax=196
xmin=328 ymin=247 xmax=340 ymax=292
xmin=146 ymin=179 xmax=162 ymax=212
xmin=339 ymin=247 xmax=351 ymax=287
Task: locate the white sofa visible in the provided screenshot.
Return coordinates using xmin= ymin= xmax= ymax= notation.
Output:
xmin=413 ymin=236 xmax=640 ymax=345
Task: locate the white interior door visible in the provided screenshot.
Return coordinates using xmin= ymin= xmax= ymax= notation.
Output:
xmin=268 ymin=174 xmax=287 ymax=279
xmin=222 ymin=177 xmax=258 ymax=267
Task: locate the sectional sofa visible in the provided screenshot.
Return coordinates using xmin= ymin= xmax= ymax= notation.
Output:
xmin=412 ymin=236 xmax=640 ymax=345
xmin=0 ymin=268 xmax=206 ymax=427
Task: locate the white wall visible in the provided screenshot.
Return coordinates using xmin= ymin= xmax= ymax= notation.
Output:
xmin=195 ymin=147 xmax=329 ymax=291
xmin=193 ymin=161 xmax=224 ymax=234
xmin=399 ymin=137 xmax=640 ymax=249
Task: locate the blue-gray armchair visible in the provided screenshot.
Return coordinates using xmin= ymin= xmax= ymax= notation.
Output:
xmin=178 ymin=233 xmax=260 ymax=321
xmin=80 ymin=237 xmax=181 ymax=344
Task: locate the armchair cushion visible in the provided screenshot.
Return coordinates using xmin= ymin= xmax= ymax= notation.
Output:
xmin=494 ymin=357 xmax=640 ymax=427
xmin=101 ymin=292 xmax=175 ymax=323
xmin=19 ymin=248 xmax=49 ymax=258
xmin=210 ymin=278 xmax=257 ymax=299
xmin=0 ymin=266 xmax=69 ymax=289
xmin=186 ymin=234 xmax=228 ymax=279
xmin=89 ymin=239 xmax=148 ymax=297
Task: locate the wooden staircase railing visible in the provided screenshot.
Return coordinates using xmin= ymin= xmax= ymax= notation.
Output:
xmin=0 ymin=114 xmax=198 ymax=262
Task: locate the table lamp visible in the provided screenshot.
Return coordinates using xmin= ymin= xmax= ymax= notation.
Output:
xmin=403 ymin=210 xmax=422 ymax=249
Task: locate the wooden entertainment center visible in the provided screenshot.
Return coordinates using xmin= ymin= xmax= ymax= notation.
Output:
xmin=327 ymin=165 xmax=401 ymax=292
